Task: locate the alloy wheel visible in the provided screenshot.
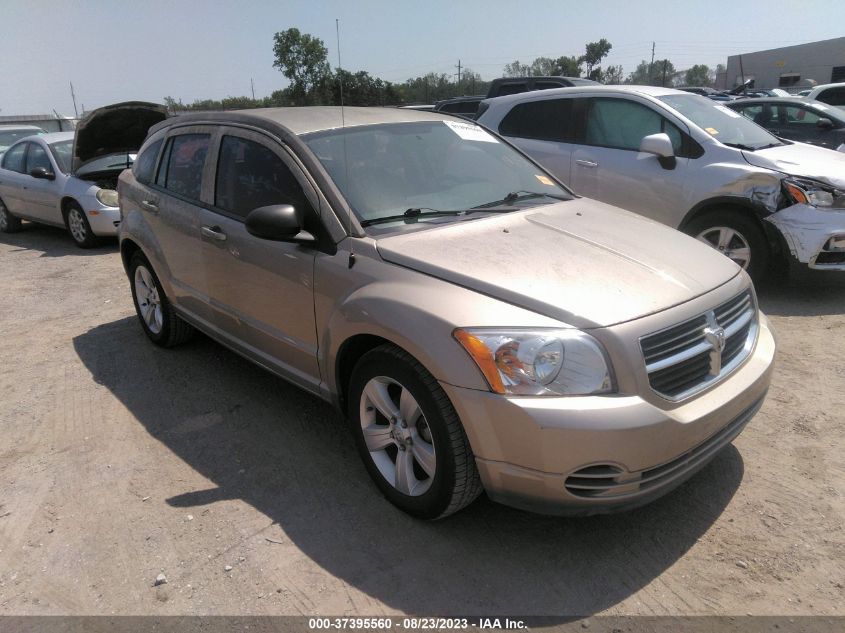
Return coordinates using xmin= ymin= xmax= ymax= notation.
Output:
xmin=696 ymin=226 xmax=752 ymax=270
xmin=134 ymin=265 xmax=164 ymax=334
xmin=359 ymin=376 xmax=437 ymax=496
xmin=68 ymin=208 xmax=88 ymax=243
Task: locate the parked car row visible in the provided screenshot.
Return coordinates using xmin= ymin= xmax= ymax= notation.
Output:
xmin=726 ymin=97 xmax=845 ymax=152
xmin=475 ymin=85 xmax=845 ymax=278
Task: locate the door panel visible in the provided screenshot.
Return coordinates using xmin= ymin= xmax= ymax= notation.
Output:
xmin=200 ymin=130 xmax=320 ymax=389
xmin=0 ymin=143 xmax=30 ymax=216
xmin=21 ymin=142 xmax=63 ymax=223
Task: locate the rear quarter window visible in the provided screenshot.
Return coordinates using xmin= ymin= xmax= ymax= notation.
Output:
xmin=133 ymin=139 xmax=163 ymax=184
xmin=499 ymin=98 xmax=573 ymax=142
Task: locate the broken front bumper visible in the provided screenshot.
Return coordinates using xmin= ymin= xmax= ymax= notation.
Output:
xmin=767 ymin=204 xmax=845 ymax=270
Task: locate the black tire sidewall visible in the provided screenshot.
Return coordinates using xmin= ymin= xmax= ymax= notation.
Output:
xmin=128 ymin=253 xmax=174 ymax=345
xmin=0 ymin=197 xmax=21 ymax=233
xmin=348 ymin=348 xmax=459 ymax=519
xmin=686 ymin=211 xmax=770 ymax=282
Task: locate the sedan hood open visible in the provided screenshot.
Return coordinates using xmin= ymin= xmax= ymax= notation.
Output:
xmin=73 ymin=101 xmax=167 ymax=173
xmin=742 ymin=142 xmax=845 ymax=189
xmin=376 ymin=199 xmax=740 ymax=329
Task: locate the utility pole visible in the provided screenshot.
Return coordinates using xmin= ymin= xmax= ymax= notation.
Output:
xmin=650 ymin=41 xmax=655 ymax=83
xmin=455 ymin=59 xmax=462 ymax=96
xmin=662 ymin=60 xmax=668 ymax=87
xmin=69 ymin=82 xmax=79 ymax=118
xmin=251 ymin=78 xmax=255 ymax=100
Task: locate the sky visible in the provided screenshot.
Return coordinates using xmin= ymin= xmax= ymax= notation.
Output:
xmin=1 ymin=0 xmax=843 ymax=116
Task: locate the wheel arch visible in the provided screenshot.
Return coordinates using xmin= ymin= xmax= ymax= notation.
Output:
xmin=334 ymin=333 xmax=407 ymax=412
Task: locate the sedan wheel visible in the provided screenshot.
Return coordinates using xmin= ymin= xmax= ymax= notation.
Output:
xmin=65 ymin=203 xmax=97 ymax=248
xmin=359 ymin=376 xmax=437 ymax=497
xmin=696 ymin=226 xmax=752 ymax=270
xmin=0 ymin=198 xmax=22 ymax=233
xmin=133 ymin=264 xmax=164 ymax=335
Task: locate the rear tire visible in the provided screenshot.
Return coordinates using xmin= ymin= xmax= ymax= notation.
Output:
xmin=684 ymin=210 xmax=770 ymax=283
xmin=65 ymin=202 xmax=99 ymax=248
xmin=348 ymin=344 xmax=482 ymax=519
xmin=129 ymin=252 xmax=194 ymax=347
xmin=0 ymin=197 xmax=22 ymax=233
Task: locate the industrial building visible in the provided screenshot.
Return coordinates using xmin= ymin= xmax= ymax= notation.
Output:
xmin=721 ymin=36 xmax=845 ymax=91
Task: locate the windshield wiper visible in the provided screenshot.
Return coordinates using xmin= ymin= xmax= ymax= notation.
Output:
xmin=722 ymin=142 xmax=758 ymax=151
xmin=360 ymin=204 xmax=521 ymax=227
xmin=473 ymin=190 xmax=568 ymax=209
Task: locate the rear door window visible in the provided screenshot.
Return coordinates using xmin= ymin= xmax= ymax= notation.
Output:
xmin=157 ymin=134 xmax=210 ymax=200
xmin=2 ymin=143 xmax=27 ymax=173
xmin=499 ymin=98 xmax=574 ymax=142
xmin=214 ymin=135 xmax=310 ymax=219
xmin=134 ymin=139 xmax=163 ymax=184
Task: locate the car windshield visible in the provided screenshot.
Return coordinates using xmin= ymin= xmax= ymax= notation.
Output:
xmin=0 ymin=130 xmax=41 ymax=151
xmin=658 ymin=94 xmax=784 ymax=150
xmin=302 ymin=120 xmax=571 ymax=227
xmin=50 ymin=140 xmax=73 ymax=173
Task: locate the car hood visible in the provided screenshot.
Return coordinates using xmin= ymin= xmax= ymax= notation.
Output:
xmin=73 ymin=101 xmax=167 ymax=173
xmin=376 ymin=199 xmax=740 ymax=329
xmin=742 ymin=142 xmax=845 ymax=189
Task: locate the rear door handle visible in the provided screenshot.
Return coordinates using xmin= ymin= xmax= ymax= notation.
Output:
xmin=141 ymin=200 xmax=158 ymax=213
xmin=201 ymin=225 xmax=227 ymax=242
xmin=575 ymin=159 xmax=598 ymax=168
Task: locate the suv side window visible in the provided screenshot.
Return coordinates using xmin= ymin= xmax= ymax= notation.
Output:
xmin=817 ymin=87 xmax=845 ymax=106
xmin=2 ymin=143 xmax=27 ymax=173
xmin=499 ymin=98 xmax=573 ymax=142
xmin=157 ymin=134 xmax=210 ymax=200
xmin=585 ymin=98 xmax=684 ymax=154
xmin=133 ymin=139 xmax=163 ymax=184
xmin=214 ymin=135 xmax=310 ymax=219
xmin=26 ymin=143 xmax=52 ymax=173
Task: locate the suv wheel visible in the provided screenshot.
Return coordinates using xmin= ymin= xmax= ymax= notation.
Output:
xmin=129 ymin=252 xmax=194 ymax=347
xmin=0 ymin=197 xmax=22 ymax=233
xmin=685 ymin=210 xmax=770 ymax=282
xmin=348 ymin=344 xmax=482 ymax=519
xmin=65 ymin=202 xmax=98 ymax=248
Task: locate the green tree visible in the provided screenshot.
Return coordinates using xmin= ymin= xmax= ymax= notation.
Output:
xmin=530 ymin=57 xmax=557 ymax=76
xmin=603 ymin=64 xmax=624 ymax=84
xmin=503 ymin=60 xmax=531 ymax=77
xmin=581 ymin=39 xmax=612 ymax=80
xmin=554 ymin=55 xmax=582 ymax=77
xmin=272 ymin=28 xmax=331 ymax=104
xmin=684 ymin=64 xmax=711 ymax=87
xmin=626 ymin=58 xmax=676 ymax=86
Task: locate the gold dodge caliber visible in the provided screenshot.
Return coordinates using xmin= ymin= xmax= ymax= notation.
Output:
xmin=117 ymin=106 xmax=775 ymax=519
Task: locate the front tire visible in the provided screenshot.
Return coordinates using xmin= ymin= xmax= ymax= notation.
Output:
xmin=0 ymin=197 xmax=22 ymax=233
xmin=129 ymin=252 xmax=194 ymax=347
xmin=65 ymin=202 xmax=98 ymax=248
xmin=685 ymin=210 xmax=770 ymax=282
xmin=348 ymin=344 xmax=482 ymax=519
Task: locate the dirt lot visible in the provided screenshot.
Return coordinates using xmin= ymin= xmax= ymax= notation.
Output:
xmin=0 ymin=223 xmax=843 ymax=618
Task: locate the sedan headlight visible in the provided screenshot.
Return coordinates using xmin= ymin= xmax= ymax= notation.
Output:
xmin=453 ymin=328 xmax=614 ymax=396
xmin=95 ymin=188 xmax=119 ymax=207
xmin=783 ymin=178 xmax=845 ymax=209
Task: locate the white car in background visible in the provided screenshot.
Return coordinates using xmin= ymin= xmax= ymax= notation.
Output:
xmin=0 ymin=102 xmax=166 ymax=247
xmin=0 ymin=124 xmax=46 ymax=156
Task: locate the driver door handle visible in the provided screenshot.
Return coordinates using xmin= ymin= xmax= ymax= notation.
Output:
xmin=201 ymin=225 xmax=227 ymax=242
xmin=576 ymin=159 xmax=598 ymax=168
xmin=141 ymin=200 xmax=158 ymax=213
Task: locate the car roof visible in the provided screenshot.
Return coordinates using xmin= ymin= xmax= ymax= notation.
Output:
xmin=38 ymin=132 xmax=74 ymax=143
xmin=483 ymin=84 xmax=687 ymax=106
xmin=159 ymin=106 xmax=459 ymax=136
xmin=0 ymin=124 xmax=45 ymax=131
xmin=808 ymin=82 xmax=845 ymax=94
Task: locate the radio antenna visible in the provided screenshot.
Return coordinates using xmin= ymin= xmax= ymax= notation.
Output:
xmin=336 ymin=18 xmax=355 ymax=268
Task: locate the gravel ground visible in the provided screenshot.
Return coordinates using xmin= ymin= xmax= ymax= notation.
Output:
xmin=0 ymin=222 xmax=842 ymax=617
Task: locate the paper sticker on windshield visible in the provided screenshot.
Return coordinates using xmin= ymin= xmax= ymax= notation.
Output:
xmin=714 ymin=105 xmax=741 ymax=118
xmin=443 ymin=120 xmax=498 ymax=143
xmin=705 ymin=127 xmax=719 ymax=135
xmin=535 ymin=174 xmax=555 ymax=186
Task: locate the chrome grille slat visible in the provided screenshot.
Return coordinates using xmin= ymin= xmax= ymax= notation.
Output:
xmin=640 ymin=290 xmax=758 ymax=400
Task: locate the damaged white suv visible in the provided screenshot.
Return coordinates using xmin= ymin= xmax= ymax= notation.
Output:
xmin=477 ymin=86 xmax=845 ymax=280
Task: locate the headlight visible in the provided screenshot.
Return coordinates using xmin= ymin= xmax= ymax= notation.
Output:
xmin=453 ymin=328 xmax=614 ymax=396
xmin=782 ymin=178 xmax=845 ymax=209
xmin=95 ymin=188 xmax=119 ymax=207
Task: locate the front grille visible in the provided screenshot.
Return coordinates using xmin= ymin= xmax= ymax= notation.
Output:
xmin=640 ymin=290 xmax=757 ymax=400
xmin=564 ymin=394 xmax=764 ymax=499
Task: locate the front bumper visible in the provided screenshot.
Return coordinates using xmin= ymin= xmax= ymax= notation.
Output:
xmin=767 ymin=205 xmax=845 ymax=270
xmin=441 ymin=315 xmax=776 ymax=515
xmin=84 ymin=205 xmax=120 ymax=236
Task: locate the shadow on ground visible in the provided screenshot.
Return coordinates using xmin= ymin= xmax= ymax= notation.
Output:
xmin=0 ymin=221 xmax=118 ymax=257
xmin=756 ymin=263 xmax=845 ymax=317
xmin=74 ymin=316 xmax=744 ymax=616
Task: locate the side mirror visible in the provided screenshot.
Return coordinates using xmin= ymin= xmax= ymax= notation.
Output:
xmin=30 ymin=167 xmax=55 ymax=180
xmin=245 ymin=204 xmax=315 ymax=243
xmin=817 ymin=117 xmax=834 ymax=129
xmin=639 ymin=133 xmax=676 ymax=169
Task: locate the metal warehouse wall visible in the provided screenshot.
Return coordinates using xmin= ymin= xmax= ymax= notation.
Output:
xmin=723 ymin=36 xmax=845 ymax=91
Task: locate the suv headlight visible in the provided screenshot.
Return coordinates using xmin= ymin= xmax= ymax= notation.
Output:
xmin=453 ymin=328 xmax=614 ymax=396
xmin=783 ymin=178 xmax=845 ymax=209
xmin=96 ymin=188 xmax=119 ymax=207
